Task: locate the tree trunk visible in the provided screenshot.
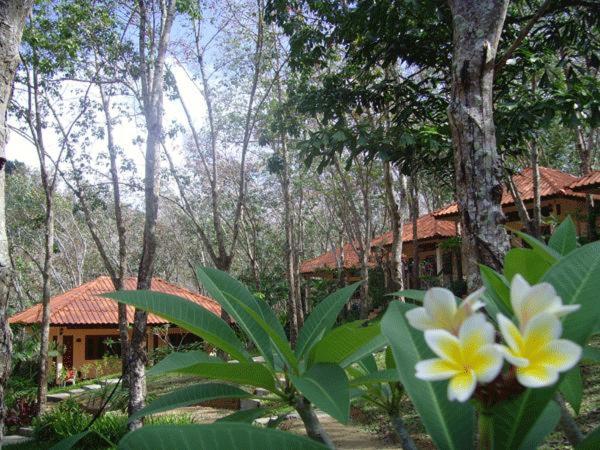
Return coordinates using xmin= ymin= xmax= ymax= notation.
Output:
xmin=576 ymin=127 xmax=597 ymax=241
xmin=383 ymin=161 xmax=404 ymax=292
xmin=0 ymin=0 xmax=33 ymax=436
xmin=295 ymin=396 xmax=335 ymax=449
xmin=530 ymin=142 xmax=542 ymax=238
xmin=36 ymin=191 xmax=54 ymax=415
xmin=100 ymin=87 xmax=130 ymax=381
xmin=447 ymin=0 xmax=511 ymax=288
xmin=409 ymin=174 xmax=420 ymax=290
xmin=129 ymin=0 xmax=176 ymax=429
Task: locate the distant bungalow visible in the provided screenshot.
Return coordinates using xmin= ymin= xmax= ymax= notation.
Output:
xmin=10 ymin=276 xmax=220 ymax=381
xmin=301 ymin=167 xmax=600 ymax=290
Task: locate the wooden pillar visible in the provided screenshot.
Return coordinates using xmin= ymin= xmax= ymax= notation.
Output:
xmin=436 ymin=245 xmax=443 ymax=277
xmin=55 ymin=332 xmax=64 ymax=385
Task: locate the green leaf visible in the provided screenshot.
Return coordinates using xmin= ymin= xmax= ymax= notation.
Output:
xmin=195 ymin=268 xmax=275 ymax=366
xmin=117 ymin=424 xmax=328 ymax=449
xmin=349 ymin=369 xmax=399 ymax=387
xmin=543 ymin=241 xmax=600 ymax=344
xmin=295 ymin=282 xmax=360 ymax=359
xmin=582 ymin=345 xmax=600 ymax=364
xmin=517 ymin=400 xmax=561 ymax=450
xmin=511 ymin=230 xmax=561 ymax=264
xmin=491 ymin=241 xmax=600 ymax=449
xmin=381 ymin=302 xmax=475 ymax=450
xmin=129 ymin=383 xmax=251 ymax=421
xmin=104 ymin=291 xmax=248 ymax=363
xmin=178 ymin=362 xmax=276 ymax=392
xmin=389 ymin=289 xmax=425 ymax=302
xmin=479 ymin=265 xmax=512 ymax=317
xmin=50 ymin=431 xmax=92 ymax=450
xmin=577 ymin=426 xmax=600 ymax=450
xmin=490 ymin=385 xmax=558 ymax=450
xmin=310 ymin=321 xmax=385 ymax=368
xmin=504 ymin=248 xmax=552 ymax=284
xmin=216 ymin=407 xmax=272 ymax=423
xmin=147 ymin=350 xmax=218 ymax=377
xmin=560 ymin=367 xmax=583 ymax=414
xmin=548 ymin=216 xmax=578 ymax=255
xmin=290 ymin=363 xmax=350 ymax=423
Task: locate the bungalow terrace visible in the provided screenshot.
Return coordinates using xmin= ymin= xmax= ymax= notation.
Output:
xmin=9 ymin=276 xmax=221 ymax=381
xmin=301 ymin=167 xmax=599 ymax=293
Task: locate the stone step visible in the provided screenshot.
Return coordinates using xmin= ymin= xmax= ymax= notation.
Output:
xmin=2 ymin=435 xmax=35 ymax=445
xmin=68 ymin=388 xmax=86 ymax=395
xmin=47 ymin=392 xmax=71 ymax=402
xmin=82 ymin=384 xmax=102 ymax=391
xmin=17 ymin=426 xmax=34 ymax=437
xmin=100 ymin=378 xmax=119 ymax=386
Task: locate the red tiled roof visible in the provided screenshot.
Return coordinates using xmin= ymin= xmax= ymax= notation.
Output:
xmin=569 ymin=171 xmax=600 ymax=192
xmin=433 ymin=167 xmax=589 ymax=219
xmin=9 ymin=276 xmax=221 ymax=326
xmin=300 ymin=213 xmax=457 ymax=274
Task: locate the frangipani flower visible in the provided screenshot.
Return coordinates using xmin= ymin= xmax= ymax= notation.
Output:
xmin=497 ymin=313 xmax=581 ymax=388
xmin=511 ymin=274 xmax=579 ymax=329
xmin=406 ymin=287 xmax=485 ymax=335
xmin=416 ymin=314 xmax=503 ymax=402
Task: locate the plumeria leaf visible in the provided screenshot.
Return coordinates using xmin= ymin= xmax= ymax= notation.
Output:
xmin=389 ymin=289 xmax=425 ymax=303
xmin=517 ymin=400 xmax=561 ymax=450
xmin=511 ymin=229 xmax=561 ymax=264
xmin=504 ymin=248 xmax=553 ymax=284
xmin=381 ymin=302 xmax=475 ymax=450
xmin=560 ymin=367 xmax=583 ymax=414
xmin=117 ymin=424 xmax=328 ymax=449
xmin=479 ymin=265 xmax=512 ymax=317
xmin=290 ymin=363 xmax=350 ymax=423
xmin=548 ymin=216 xmax=578 ymax=255
xmin=577 ymin=425 xmax=600 ymax=450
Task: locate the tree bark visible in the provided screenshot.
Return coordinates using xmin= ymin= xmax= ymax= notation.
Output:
xmin=447 ymin=0 xmax=511 ymax=288
xmin=576 ymin=127 xmax=597 ymax=241
xmin=409 ymin=174 xmax=420 ymax=290
xmin=383 ymin=161 xmax=404 ymax=292
xmin=529 ymin=142 xmax=542 ymax=238
xmin=0 ymin=0 xmax=33 ymax=435
xmin=295 ymin=396 xmax=335 ymax=449
xmin=128 ymin=0 xmax=176 ymax=429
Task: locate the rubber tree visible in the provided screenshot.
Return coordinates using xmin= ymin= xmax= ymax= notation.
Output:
xmin=0 ymin=0 xmax=34 ymax=438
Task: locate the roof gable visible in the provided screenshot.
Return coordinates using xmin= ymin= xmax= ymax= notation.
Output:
xmin=9 ymin=276 xmax=221 ymax=326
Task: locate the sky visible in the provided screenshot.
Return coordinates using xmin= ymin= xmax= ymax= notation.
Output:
xmin=7 ymin=62 xmax=206 ymax=174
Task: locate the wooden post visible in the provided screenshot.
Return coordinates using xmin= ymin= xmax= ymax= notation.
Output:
xmin=55 ymin=333 xmax=63 ymax=385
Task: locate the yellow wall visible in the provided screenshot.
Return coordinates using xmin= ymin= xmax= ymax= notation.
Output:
xmin=49 ymin=326 xmax=174 ymax=380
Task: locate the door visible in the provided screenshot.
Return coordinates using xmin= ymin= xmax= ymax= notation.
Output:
xmin=62 ymin=336 xmax=74 ymax=369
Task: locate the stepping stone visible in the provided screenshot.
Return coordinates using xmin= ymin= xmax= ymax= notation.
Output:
xmin=68 ymin=388 xmax=86 ymax=395
xmin=82 ymin=384 xmax=102 ymax=390
xmin=18 ymin=426 xmax=34 ymax=437
xmin=2 ymin=435 xmax=34 ymax=445
xmin=252 ymin=356 xmax=265 ymax=363
xmin=47 ymin=392 xmax=71 ymax=402
xmin=101 ymin=378 xmax=119 ymax=385
xmin=254 ymin=388 xmax=269 ymax=397
xmin=240 ymin=399 xmax=260 ymax=410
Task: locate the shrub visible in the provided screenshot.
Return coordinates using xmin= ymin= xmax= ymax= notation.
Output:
xmin=33 ymin=399 xmax=91 ymax=442
xmin=5 ymin=397 xmax=37 ymax=429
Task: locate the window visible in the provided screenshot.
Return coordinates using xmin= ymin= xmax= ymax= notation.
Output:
xmin=85 ymin=335 xmax=121 ymax=360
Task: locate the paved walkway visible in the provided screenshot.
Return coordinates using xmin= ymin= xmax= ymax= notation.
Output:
xmin=2 ymin=379 xmax=120 ymax=446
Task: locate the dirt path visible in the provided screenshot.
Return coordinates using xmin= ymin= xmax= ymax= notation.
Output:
xmin=173 ymin=406 xmax=400 ymax=449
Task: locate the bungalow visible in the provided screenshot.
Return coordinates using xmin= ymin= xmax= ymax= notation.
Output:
xmin=9 ymin=276 xmax=221 ymax=381
xmin=301 ymin=167 xmax=599 ymax=291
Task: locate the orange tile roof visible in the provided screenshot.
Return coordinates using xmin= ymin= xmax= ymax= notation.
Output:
xmin=569 ymin=171 xmax=600 ymax=192
xmin=433 ymin=167 xmax=589 ymax=219
xmin=9 ymin=276 xmax=221 ymax=326
xmin=300 ymin=213 xmax=457 ymax=275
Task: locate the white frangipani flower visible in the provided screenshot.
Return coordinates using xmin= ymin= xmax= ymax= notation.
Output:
xmin=496 ymin=312 xmax=581 ymax=388
xmin=510 ymin=274 xmax=579 ymax=328
xmin=406 ymin=287 xmax=485 ymax=335
xmin=415 ymin=313 xmax=503 ymax=402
